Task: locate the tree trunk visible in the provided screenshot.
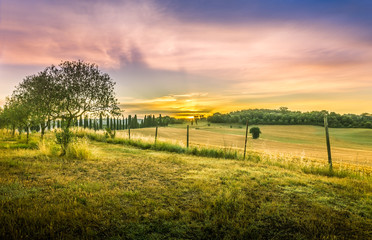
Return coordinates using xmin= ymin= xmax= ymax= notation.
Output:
xmin=41 ymin=126 xmax=46 ymax=140
xmin=60 ymin=119 xmax=72 ymax=156
xmin=26 ymin=127 xmax=29 ymax=144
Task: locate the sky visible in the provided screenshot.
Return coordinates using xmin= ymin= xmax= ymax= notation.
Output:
xmin=1 ymin=0 xmax=372 ymax=118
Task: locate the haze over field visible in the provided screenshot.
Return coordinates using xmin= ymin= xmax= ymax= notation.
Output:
xmin=1 ymin=0 xmax=372 ymax=117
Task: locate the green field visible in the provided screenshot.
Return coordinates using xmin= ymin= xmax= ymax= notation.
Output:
xmin=1 ymin=127 xmax=372 ymax=239
xmin=128 ymin=122 xmax=372 ymax=170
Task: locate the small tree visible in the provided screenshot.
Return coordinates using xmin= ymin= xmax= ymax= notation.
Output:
xmin=249 ymin=127 xmax=261 ymax=139
xmin=3 ymin=94 xmax=34 ymax=143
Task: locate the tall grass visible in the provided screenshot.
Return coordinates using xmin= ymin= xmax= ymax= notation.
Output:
xmin=74 ymin=129 xmax=371 ymax=180
xmin=0 ymin=129 xmax=39 ymax=149
xmin=3 ymin=128 xmax=370 ymax=179
xmin=37 ymin=140 xmax=60 ymax=158
xmin=76 ymin=130 xmax=240 ymax=160
xmin=0 ymin=129 xmax=92 ymax=160
xmin=258 ymin=150 xmax=372 ymax=179
xmin=66 ymin=138 xmax=92 ymax=160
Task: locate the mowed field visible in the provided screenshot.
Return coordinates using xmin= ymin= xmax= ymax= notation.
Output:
xmin=127 ymin=122 xmax=372 ymax=168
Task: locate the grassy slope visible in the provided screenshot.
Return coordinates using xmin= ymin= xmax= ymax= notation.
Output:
xmin=1 ymin=140 xmax=371 ymax=239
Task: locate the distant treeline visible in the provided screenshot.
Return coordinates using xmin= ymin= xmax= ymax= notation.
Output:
xmin=1 ymin=113 xmax=183 ymax=133
xmin=207 ymin=108 xmax=372 ymax=128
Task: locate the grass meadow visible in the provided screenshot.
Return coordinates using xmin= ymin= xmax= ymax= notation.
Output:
xmin=0 ymin=127 xmax=372 ymax=239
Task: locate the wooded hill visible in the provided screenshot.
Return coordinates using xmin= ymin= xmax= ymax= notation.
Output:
xmin=207 ymin=107 xmax=372 ymax=128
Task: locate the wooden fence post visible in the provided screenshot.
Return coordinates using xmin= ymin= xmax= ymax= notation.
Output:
xmin=324 ymin=115 xmax=333 ymax=171
xmin=155 ymin=126 xmax=158 ymax=144
xmin=187 ymin=125 xmax=189 ymax=148
xmin=243 ymin=120 xmax=249 ymax=160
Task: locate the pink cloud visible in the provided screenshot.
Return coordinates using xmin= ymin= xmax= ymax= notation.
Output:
xmin=1 ymin=0 xmax=372 ymax=113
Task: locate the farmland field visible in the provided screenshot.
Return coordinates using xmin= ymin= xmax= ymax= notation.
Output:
xmin=127 ymin=122 xmax=372 ymax=169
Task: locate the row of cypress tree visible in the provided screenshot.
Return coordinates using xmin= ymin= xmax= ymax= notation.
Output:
xmin=29 ymin=114 xmax=181 ymax=132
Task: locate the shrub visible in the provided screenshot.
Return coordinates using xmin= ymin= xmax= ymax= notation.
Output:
xmin=55 ymin=128 xmax=74 ymax=155
xmin=249 ymin=127 xmax=261 ymax=139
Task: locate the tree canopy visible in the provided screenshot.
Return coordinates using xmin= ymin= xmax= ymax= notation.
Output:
xmin=46 ymin=60 xmax=120 ymax=128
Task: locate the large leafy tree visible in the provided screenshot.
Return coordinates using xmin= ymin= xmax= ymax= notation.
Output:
xmin=47 ymin=60 xmax=120 ymax=154
xmin=15 ymin=71 xmax=60 ymax=139
xmin=49 ymin=60 xmax=120 ymax=128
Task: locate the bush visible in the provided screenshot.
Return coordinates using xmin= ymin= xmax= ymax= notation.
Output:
xmin=55 ymin=128 xmax=74 ymax=155
xmin=249 ymin=127 xmax=261 ymax=139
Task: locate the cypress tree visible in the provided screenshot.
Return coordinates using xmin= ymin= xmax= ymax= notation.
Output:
xmin=133 ymin=115 xmax=138 ymax=128
xmin=79 ymin=116 xmax=83 ymax=128
xmin=106 ymin=116 xmax=110 ymax=129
